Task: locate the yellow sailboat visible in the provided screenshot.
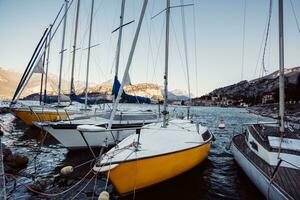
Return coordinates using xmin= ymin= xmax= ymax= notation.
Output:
xmin=93 ymin=119 xmax=213 ymax=195
xmin=10 ymin=107 xmax=69 ymax=126
xmin=90 ymin=0 xmax=213 ymax=195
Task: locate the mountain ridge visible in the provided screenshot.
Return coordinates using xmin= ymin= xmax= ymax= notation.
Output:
xmin=0 ymin=67 xmax=189 ymax=101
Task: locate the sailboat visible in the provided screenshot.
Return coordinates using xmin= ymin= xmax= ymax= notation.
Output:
xmin=9 ymin=1 xmax=78 ymax=126
xmin=34 ymin=0 xmax=159 ymax=150
xmin=231 ymin=1 xmax=300 ymax=199
xmin=92 ymin=0 xmax=213 ymax=195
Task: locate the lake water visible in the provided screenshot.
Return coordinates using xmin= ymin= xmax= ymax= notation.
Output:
xmin=0 ymin=103 xmax=273 ymax=200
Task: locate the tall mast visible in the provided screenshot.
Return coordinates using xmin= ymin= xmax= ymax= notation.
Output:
xmin=70 ymin=0 xmax=81 ymax=99
xmin=162 ymin=0 xmax=170 ymax=128
xmin=58 ymin=0 xmax=68 ymax=105
xmin=108 ymin=0 xmax=148 ymax=130
xmin=43 ymin=26 xmax=52 ymax=103
xmin=39 ymin=42 xmax=47 ymax=105
xmin=278 ymin=0 xmax=285 ymax=133
xmin=115 ymin=0 xmax=126 ymax=79
xmin=84 ymin=0 xmax=95 ymax=109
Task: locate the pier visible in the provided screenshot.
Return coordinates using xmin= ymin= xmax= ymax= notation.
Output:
xmin=0 ymin=137 xmax=6 ymax=200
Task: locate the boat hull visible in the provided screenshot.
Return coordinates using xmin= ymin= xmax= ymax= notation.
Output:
xmin=13 ymin=110 xmax=68 ymax=126
xmin=108 ymin=142 xmax=211 ymax=195
xmin=231 ymin=135 xmax=287 ymax=200
xmin=42 ymin=126 xmax=134 ymax=150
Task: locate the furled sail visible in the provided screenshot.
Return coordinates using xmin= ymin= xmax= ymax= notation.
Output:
xmin=112 ymin=76 xmax=151 ymax=104
xmin=11 ymin=28 xmax=51 ymax=103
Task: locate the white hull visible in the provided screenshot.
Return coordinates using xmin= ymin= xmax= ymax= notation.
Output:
xmin=42 ymin=126 xmax=134 ymax=150
xmin=231 ymin=142 xmax=288 ymax=200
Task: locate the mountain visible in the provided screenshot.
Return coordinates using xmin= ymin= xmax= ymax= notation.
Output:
xmin=167 ymin=89 xmax=192 ymax=100
xmin=0 ymin=67 xmax=191 ymax=101
xmin=0 ymin=67 xmax=165 ymax=101
xmin=0 ymin=67 xmax=75 ymax=100
xmin=204 ymin=66 xmax=300 ymax=105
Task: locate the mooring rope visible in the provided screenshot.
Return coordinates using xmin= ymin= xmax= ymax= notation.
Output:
xmin=5 ymin=168 xmax=93 ymax=197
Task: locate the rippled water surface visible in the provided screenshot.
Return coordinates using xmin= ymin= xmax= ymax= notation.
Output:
xmin=0 ymin=103 xmax=273 ymax=199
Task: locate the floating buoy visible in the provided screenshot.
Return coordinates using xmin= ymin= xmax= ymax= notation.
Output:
xmin=218 ymin=123 xmax=225 ymax=129
xmin=60 ymin=166 xmax=74 ymax=175
xmin=98 ymin=191 xmax=110 ymax=200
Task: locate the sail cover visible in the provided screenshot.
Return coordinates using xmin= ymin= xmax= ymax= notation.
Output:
xmin=112 ymin=76 xmax=151 ymax=104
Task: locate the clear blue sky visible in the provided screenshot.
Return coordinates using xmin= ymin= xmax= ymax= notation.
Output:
xmin=0 ymin=0 xmax=299 ymax=96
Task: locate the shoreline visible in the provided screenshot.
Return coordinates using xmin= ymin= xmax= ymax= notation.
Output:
xmin=247 ymin=103 xmax=300 ymax=124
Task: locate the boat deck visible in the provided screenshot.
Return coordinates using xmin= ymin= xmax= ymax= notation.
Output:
xmin=248 ymin=124 xmax=300 ymax=155
xmin=232 ymin=134 xmax=300 ymax=200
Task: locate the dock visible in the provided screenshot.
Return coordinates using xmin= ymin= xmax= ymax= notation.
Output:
xmin=0 ymin=137 xmax=6 ymax=200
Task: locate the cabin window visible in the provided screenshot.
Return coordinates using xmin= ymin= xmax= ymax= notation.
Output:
xmin=202 ymin=131 xmax=210 ymax=141
xmin=250 ymin=141 xmax=258 ymax=151
xmin=245 ymin=129 xmax=249 ymax=141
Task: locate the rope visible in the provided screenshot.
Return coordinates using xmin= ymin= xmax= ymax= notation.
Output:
xmin=70 ymin=173 xmax=96 ymax=200
xmin=151 ymin=19 xmax=165 ymax=83
xmin=104 ymin=157 xmax=112 ymax=190
xmin=192 ymin=0 xmax=198 ymax=96
xmin=280 ymin=159 xmax=300 ymax=170
xmin=170 ymin=17 xmax=188 ymax=85
xmin=132 ymin=151 xmax=138 ymax=200
xmin=180 ymin=0 xmax=191 ymax=101
xmin=5 ymin=168 xmax=93 ymax=197
xmin=253 ymin=5 xmax=271 ymax=78
xmin=289 ymin=0 xmax=300 ymax=35
xmin=91 ymin=173 xmax=98 ymax=200
xmin=267 ymin=159 xmax=282 ymax=200
xmin=261 ymin=0 xmax=273 ymax=76
xmin=73 ymin=159 xmax=94 ymax=169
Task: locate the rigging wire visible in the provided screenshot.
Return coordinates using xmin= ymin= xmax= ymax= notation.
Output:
xmin=151 ymin=19 xmax=165 ymax=83
xmin=241 ymin=0 xmax=247 ymax=81
xmin=253 ymin=1 xmax=273 ymax=78
xmin=261 ymin=0 xmax=273 ymax=77
xmin=145 ymin=2 xmax=156 ymax=83
xmin=192 ymin=0 xmax=199 ymax=97
xmin=289 ymin=0 xmax=300 ymax=35
xmin=180 ymin=0 xmax=191 ymax=101
xmin=170 ymin=17 xmax=188 ymax=85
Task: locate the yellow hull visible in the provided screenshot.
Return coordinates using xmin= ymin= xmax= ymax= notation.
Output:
xmin=13 ymin=110 xmax=68 ymax=126
xmin=108 ymin=142 xmax=211 ymax=195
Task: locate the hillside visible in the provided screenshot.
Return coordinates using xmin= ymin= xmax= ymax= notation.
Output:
xmin=0 ymin=67 xmax=189 ymax=101
xmin=205 ymin=66 xmax=300 ymax=105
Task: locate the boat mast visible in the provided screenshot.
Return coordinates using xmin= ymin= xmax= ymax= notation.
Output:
xmin=108 ymin=0 xmax=148 ymax=129
xmin=39 ymin=42 xmax=47 ymax=105
xmin=112 ymin=0 xmax=126 ymax=103
xmin=115 ymin=0 xmax=126 ymax=80
xmin=58 ymin=0 xmax=68 ymax=105
xmin=70 ymin=0 xmax=81 ymax=101
xmin=278 ymin=0 xmax=285 ymax=133
xmin=84 ymin=0 xmax=95 ymax=109
xmin=43 ymin=26 xmax=52 ymax=104
xmin=162 ymin=0 xmax=170 ymax=128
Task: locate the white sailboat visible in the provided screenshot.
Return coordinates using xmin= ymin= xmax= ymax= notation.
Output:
xmin=231 ymin=1 xmax=300 ymax=199
xmin=91 ymin=0 xmax=213 ymax=195
xmin=35 ymin=0 xmax=159 ymax=150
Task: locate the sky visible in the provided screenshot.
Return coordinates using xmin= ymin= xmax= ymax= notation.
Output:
xmin=0 ymin=0 xmax=299 ymax=97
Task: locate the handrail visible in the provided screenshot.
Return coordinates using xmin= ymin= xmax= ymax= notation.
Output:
xmin=28 ymin=106 xmax=42 ymax=122
xmin=64 ymin=109 xmax=72 ymax=124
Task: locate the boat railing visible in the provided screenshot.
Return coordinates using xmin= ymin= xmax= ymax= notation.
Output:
xmin=28 ymin=106 xmax=42 ymax=122
xmin=27 ymin=105 xmax=72 ymax=123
